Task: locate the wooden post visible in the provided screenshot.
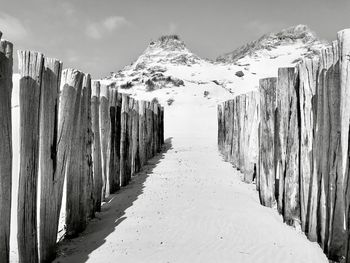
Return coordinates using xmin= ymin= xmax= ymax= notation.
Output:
xmin=83 ymin=74 xmax=95 ymax=218
xmin=0 ymin=37 xmax=13 ymax=263
xmin=38 ymin=57 xmax=62 ymax=262
xmin=17 ymin=50 xmax=44 ymax=263
xmin=65 ymin=69 xmax=84 ymax=238
xmin=115 ymin=92 xmax=122 ymax=191
xmin=138 ymin=101 xmax=146 ymax=167
xmin=127 ymin=98 xmax=134 ymax=182
xmin=76 ymin=73 xmax=92 ymax=231
xmin=258 ymin=77 xmax=277 ymax=208
xmin=108 ymin=86 xmax=118 ymax=193
xmin=131 ymin=100 xmax=139 ymax=176
xmin=100 ymin=84 xmax=110 ymax=199
xmin=120 ymin=94 xmax=129 ymax=187
xmin=161 ymin=106 xmax=164 ymax=145
xmin=147 ymin=101 xmax=154 ymax=159
xmin=275 ymin=67 xmax=300 ymax=226
xmin=157 ymin=104 xmax=161 ymax=152
xmin=297 ymin=57 xmax=320 ymax=238
xmin=91 ymin=81 xmax=102 ymax=212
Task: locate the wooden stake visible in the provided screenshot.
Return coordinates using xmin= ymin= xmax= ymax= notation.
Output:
xmin=0 ymin=38 xmax=13 ymax=263
xmin=38 ymin=57 xmax=62 ymax=263
xmin=120 ymin=94 xmax=129 ymax=187
xmin=17 ymin=50 xmax=44 ymax=263
xmin=100 ymin=84 xmax=110 ymax=199
xmin=91 ymin=81 xmax=102 ymax=212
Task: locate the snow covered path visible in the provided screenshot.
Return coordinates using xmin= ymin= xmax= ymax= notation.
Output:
xmin=53 ymin=102 xmax=328 ymax=263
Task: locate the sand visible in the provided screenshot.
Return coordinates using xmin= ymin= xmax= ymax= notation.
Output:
xmin=52 ymin=87 xmax=328 ymax=263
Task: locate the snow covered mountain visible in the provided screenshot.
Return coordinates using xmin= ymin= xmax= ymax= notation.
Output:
xmin=102 ymin=25 xmax=327 ymax=106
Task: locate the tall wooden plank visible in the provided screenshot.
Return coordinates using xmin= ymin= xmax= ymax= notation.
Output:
xmin=258 ymin=77 xmax=277 ymax=208
xmin=38 ymin=57 xmax=62 ymax=262
xmin=131 ymin=100 xmax=139 ymax=176
xmin=0 ymin=38 xmax=13 ymax=263
xmin=115 ymin=93 xmax=122 ymax=191
xmin=82 ymin=75 xmax=94 ymax=219
xmin=108 ymin=86 xmax=118 ymax=193
xmin=297 ymin=57 xmax=320 ymax=238
xmin=99 ymin=84 xmax=110 ymax=199
xmin=91 ymin=81 xmax=102 ymax=212
xmin=120 ymin=94 xmax=129 ymax=187
xmin=17 ymin=51 xmax=43 ymax=263
xmin=275 ymin=67 xmax=300 ymax=226
xmin=127 ymin=98 xmax=134 ymax=182
xmin=161 ymin=106 xmax=165 ymax=145
xmin=65 ymin=69 xmax=84 ymax=238
xmin=138 ymin=101 xmax=146 ymax=167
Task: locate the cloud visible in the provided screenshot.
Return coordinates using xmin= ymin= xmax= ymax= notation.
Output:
xmin=86 ymin=16 xmax=129 ymax=40
xmin=0 ymin=13 xmax=28 ymax=41
xmin=103 ymin=16 xmax=128 ymax=31
xmin=60 ymin=2 xmax=75 ymax=16
xmin=86 ymin=23 xmax=102 ymax=39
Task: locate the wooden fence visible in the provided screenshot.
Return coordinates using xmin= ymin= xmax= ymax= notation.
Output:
xmin=218 ymin=29 xmax=350 ymax=262
xmin=0 ymin=30 xmax=164 ymax=263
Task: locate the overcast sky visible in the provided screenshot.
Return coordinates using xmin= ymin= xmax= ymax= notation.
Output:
xmin=1 ymin=0 xmax=349 ymax=78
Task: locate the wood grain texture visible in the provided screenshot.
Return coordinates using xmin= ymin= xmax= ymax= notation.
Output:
xmin=17 ymin=50 xmax=44 ymax=263
xmin=64 ymin=68 xmax=84 ymax=238
xmin=258 ymin=77 xmax=277 ymax=208
xmin=99 ymin=84 xmax=110 ymax=199
xmin=38 ymin=57 xmax=62 ymax=263
xmin=120 ymin=94 xmax=129 ymax=187
xmin=0 ymin=39 xmax=13 ymax=263
xmin=91 ymin=81 xmax=102 ymax=212
xmin=275 ymin=67 xmax=300 ymax=226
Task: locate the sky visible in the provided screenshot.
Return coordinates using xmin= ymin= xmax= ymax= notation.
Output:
xmin=1 ymin=0 xmax=350 ymax=78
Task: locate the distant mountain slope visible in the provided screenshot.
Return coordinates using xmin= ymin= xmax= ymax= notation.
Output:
xmin=101 ymin=25 xmax=328 ymax=107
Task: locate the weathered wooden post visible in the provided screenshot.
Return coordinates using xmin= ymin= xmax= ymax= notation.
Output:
xmin=82 ymin=74 xmax=94 ymax=219
xmin=258 ymin=77 xmax=277 ymax=208
xmin=91 ymin=81 xmax=102 ymax=212
xmin=38 ymin=57 xmax=62 ymax=262
xmin=65 ymin=69 xmax=85 ymax=238
xmin=17 ymin=50 xmax=44 ymax=263
xmin=275 ymin=67 xmax=300 ymax=226
xmin=138 ymin=101 xmax=146 ymax=167
xmin=161 ymin=106 xmax=164 ymax=145
xmin=115 ymin=93 xmax=122 ymax=191
xmin=131 ymin=100 xmax=139 ymax=176
xmin=0 ymin=36 xmax=13 ymax=263
xmin=73 ymin=73 xmax=92 ymax=233
xmin=297 ymin=57 xmax=320 ymax=238
xmin=243 ymin=91 xmax=260 ymax=183
xmin=100 ymin=84 xmax=110 ymax=199
xmin=157 ymin=104 xmax=162 ymax=152
xmin=108 ymin=86 xmax=118 ymax=193
xmin=152 ymin=102 xmax=158 ymax=155
xmin=127 ymin=97 xmax=134 ymax=182
xmin=147 ymin=101 xmax=154 ymax=159
xmin=120 ymin=94 xmax=129 ymax=186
